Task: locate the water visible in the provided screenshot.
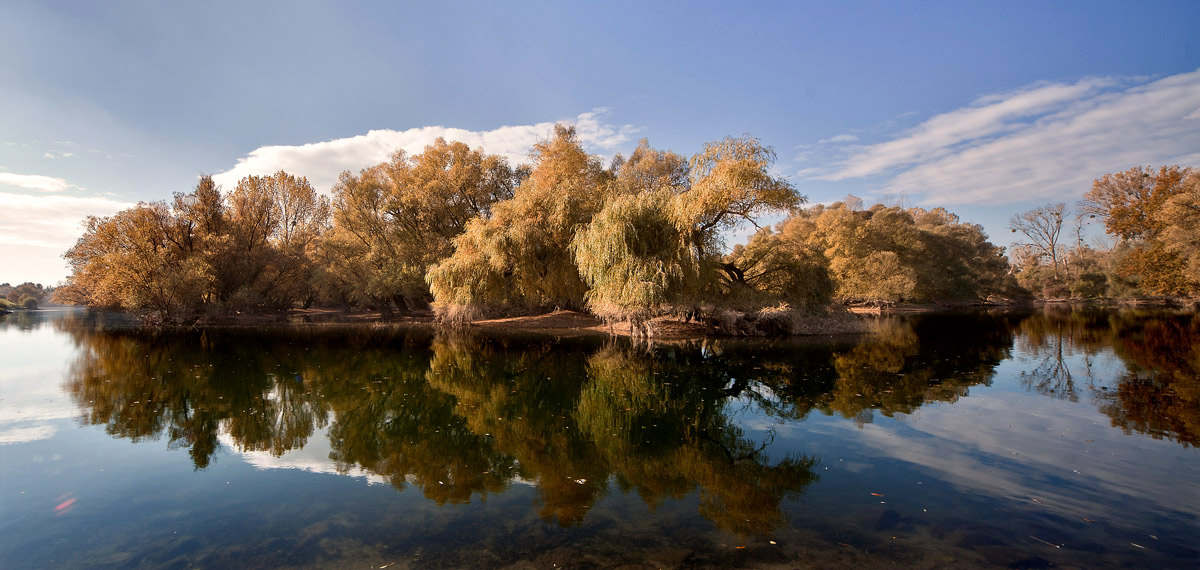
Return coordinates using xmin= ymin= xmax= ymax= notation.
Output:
xmin=1 ymin=307 xmax=1196 ymax=569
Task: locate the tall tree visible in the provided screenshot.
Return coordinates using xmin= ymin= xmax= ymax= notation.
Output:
xmin=427 ymin=125 xmax=612 ymax=321
xmin=219 ymin=171 xmax=330 ymax=310
xmin=62 ymin=202 xmax=211 ymax=323
xmin=321 ymin=139 xmax=521 ymax=312
xmin=1080 ymin=166 xmax=1197 ymax=296
xmin=1008 ymin=203 xmax=1066 ymax=278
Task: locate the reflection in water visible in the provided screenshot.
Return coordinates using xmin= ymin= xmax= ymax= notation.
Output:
xmin=57 ymin=310 xmax=1032 ymax=536
xmin=1015 ymin=306 xmax=1200 ymax=447
xmin=0 ymin=307 xmax=1188 ymax=568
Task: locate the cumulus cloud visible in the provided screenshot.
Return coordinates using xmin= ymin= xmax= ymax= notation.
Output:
xmin=0 ymin=172 xmax=78 ymax=193
xmin=0 ymin=192 xmax=133 ymax=249
xmin=213 ymin=109 xmax=640 ymax=194
xmin=810 ymin=69 xmax=1200 ymax=205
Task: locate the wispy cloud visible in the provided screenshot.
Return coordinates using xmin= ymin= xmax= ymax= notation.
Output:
xmin=0 ymin=192 xmax=133 ymax=249
xmin=807 ymin=69 xmax=1200 ymax=205
xmin=0 ymin=173 xmax=79 ymax=193
xmin=819 ymin=134 xmax=858 ymax=144
xmin=213 ymin=109 xmax=640 ymax=193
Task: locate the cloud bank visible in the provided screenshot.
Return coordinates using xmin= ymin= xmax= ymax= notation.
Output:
xmin=0 ymin=192 xmax=133 ymax=249
xmin=213 ymin=110 xmax=640 ymax=194
xmin=0 ymin=172 xmax=78 ymax=193
xmin=808 ymin=69 xmax=1200 ymax=205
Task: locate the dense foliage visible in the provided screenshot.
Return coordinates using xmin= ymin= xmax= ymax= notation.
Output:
xmin=1 ymin=282 xmax=50 ymax=309
xmin=731 ymin=201 xmax=1017 ymax=306
xmin=1010 ymin=165 xmax=1199 ymax=299
xmin=60 ymin=172 xmax=330 ymax=323
xmin=59 ymin=127 xmax=1051 ymax=329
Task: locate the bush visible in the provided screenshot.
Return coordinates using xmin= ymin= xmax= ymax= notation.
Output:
xmin=19 ymin=295 xmax=38 ymax=310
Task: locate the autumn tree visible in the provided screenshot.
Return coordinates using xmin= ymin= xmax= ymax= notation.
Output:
xmin=1156 ymin=169 xmax=1200 ymax=285
xmin=218 ymin=171 xmax=330 ymax=310
xmin=318 ymin=139 xmax=521 ymax=312
xmin=6 ymin=282 xmax=48 ymax=308
xmin=427 ymin=125 xmax=613 ymax=321
xmin=63 ymin=202 xmax=211 ymax=323
xmin=571 ymin=190 xmax=702 ymax=332
xmin=1080 ymin=165 xmax=1198 ymax=296
xmin=572 ymin=136 xmax=800 ymax=331
xmin=62 ymin=172 xmax=331 ymax=321
xmin=743 ymin=201 xmax=1014 ymax=306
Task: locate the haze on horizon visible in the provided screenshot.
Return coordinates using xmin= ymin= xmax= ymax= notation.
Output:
xmin=2 ymin=0 xmax=1198 ymax=287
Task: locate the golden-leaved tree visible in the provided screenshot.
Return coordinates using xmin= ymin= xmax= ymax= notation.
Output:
xmin=317 ymin=139 xmax=522 ymax=312
xmin=427 ymin=125 xmax=613 ymax=321
xmin=429 ymin=128 xmax=802 ymax=328
xmin=735 ymin=201 xmax=1013 ymax=306
xmin=1081 ymin=165 xmax=1198 ymax=296
xmin=63 ymin=201 xmax=212 ymax=323
xmin=574 ymin=136 xmax=801 ymax=330
xmin=218 ymin=171 xmax=330 ymax=310
xmin=62 ymin=172 xmax=330 ymax=322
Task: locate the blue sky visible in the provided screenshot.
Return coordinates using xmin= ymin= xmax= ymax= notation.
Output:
xmin=2 ymin=0 xmax=1199 ymax=286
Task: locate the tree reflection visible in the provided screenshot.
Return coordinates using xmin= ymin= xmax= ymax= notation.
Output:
xmin=1014 ymin=307 xmax=1200 ymax=447
xmin=63 ymin=328 xmax=332 ymax=469
xmin=823 ymin=312 xmax=1015 ymax=424
xmin=1101 ymin=311 xmax=1200 ymax=447
xmin=1015 ymin=305 xmax=1112 ymax=401
xmin=59 ymin=309 xmax=1055 ymax=535
xmin=577 ymin=343 xmax=818 ymax=535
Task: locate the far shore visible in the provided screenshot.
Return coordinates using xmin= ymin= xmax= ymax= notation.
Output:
xmin=17 ymin=298 xmax=1195 ymax=339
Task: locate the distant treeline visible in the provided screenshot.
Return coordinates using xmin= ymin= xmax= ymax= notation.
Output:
xmin=1008 ymin=166 xmax=1199 ymax=300
xmin=55 ymin=125 xmax=1198 ymax=327
xmin=0 ymin=282 xmax=51 ymax=310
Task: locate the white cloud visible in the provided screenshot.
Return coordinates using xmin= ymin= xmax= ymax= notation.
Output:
xmin=217 ymin=429 xmax=386 ymax=485
xmin=213 ymin=110 xmax=640 ymax=194
xmin=0 ymin=172 xmax=77 ymax=192
xmin=844 ymin=391 xmax=1200 ymax=522
xmin=812 ymin=69 xmax=1200 ymax=205
xmin=0 ymin=424 xmax=57 ymax=445
xmin=0 ymin=192 xmax=133 ymax=249
xmin=820 ymin=134 xmax=858 ymax=144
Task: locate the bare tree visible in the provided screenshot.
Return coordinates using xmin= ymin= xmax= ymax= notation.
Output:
xmin=1009 ymin=203 xmax=1066 ymax=277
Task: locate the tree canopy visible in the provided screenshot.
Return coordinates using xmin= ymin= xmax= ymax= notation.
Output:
xmin=1079 ymin=165 xmax=1199 ymax=296
xmin=58 ymin=126 xmax=1066 ymax=330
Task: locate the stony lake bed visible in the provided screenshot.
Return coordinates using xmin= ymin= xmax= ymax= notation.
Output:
xmin=1 ymin=307 xmax=1197 ymax=569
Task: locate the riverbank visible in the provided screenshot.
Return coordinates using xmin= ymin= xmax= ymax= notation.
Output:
xmin=181 ymin=307 xmax=867 ymax=338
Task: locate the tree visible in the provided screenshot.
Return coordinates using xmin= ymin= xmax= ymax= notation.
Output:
xmin=724 ymin=225 xmax=834 ymax=310
xmin=219 ymin=171 xmax=330 ymax=310
xmin=427 ymin=125 xmax=613 ymax=321
xmin=62 ymin=202 xmax=211 ymax=323
xmin=61 ymin=172 xmax=330 ymax=321
xmin=1009 ymin=203 xmax=1066 ymax=278
xmin=1156 ymin=170 xmax=1200 ymax=284
xmin=745 ymin=201 xmax=1014 ymax=306
xmin=1080 ymin=165 xmax=1197 ymax=296
xmin=571 ymin=190 xmax=702 ymax=332
xmin=7 ymin=282 xmax=47 ymax=304
xmin=320 ymin=139 xmax=521 ymax=312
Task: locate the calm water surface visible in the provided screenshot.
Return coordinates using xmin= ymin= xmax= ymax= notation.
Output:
xmin=0 ymin=307 xmax=1196 ymax=569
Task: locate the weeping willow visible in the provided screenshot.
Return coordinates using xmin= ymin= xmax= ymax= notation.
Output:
xmin=571 ymin=191 xmax=707 ymax=331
